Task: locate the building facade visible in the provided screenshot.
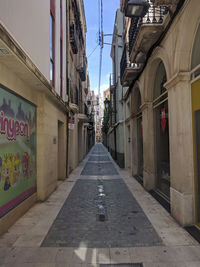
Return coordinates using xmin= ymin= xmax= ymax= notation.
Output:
xmin=106 ymin=9 xmax=125 ymax=168
xmin=0 ymin=0 xmax=91 ymax=234
xmin=119 ymin=0 xmax=200 ymax=227
xmin=67 ymin=0 xmax=90 ymax=172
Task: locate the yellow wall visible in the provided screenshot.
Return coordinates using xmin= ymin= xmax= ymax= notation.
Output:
xmin=191 ymin=78 xmax=200 ymax=226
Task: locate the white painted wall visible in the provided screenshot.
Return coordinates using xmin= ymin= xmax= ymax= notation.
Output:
xmin=0 ymin=0 xmax=50 ymax=80
xmin=0 ymin=0 xmax=67 ymax=99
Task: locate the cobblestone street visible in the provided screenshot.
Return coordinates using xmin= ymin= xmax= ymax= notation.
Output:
xmin=0 ymin=144 xmax=200 ymax=266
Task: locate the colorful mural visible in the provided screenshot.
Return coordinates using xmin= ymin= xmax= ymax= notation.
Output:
xmin=0 ymin=84 xmax=36 ymax=217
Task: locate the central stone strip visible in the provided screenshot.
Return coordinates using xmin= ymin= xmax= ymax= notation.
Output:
xmin=81 ymin=162 xmax=118 ymax=176
xmin=41 ymin=178 xmax=162 ymax=248
xmin=88 ymin=155 xmax=111 ymax=162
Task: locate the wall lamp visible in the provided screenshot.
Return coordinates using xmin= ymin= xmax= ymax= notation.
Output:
xmin=125 ymin=0 xmax=150 ymax=17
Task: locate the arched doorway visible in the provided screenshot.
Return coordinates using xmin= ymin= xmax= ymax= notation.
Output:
xmin=191 ymin=23 xmax=200 ymax=226
xmin=153 ymin=61 xmax=170 ymax=200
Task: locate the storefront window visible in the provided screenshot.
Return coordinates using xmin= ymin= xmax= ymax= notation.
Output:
xmin=153 ymin=61 xmax=170 ymax=200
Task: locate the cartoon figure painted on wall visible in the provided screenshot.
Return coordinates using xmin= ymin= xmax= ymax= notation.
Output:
xmin=22 ymin=152 xmax=29 ymax=179
xmin=29 ymin=152 xmax=33 ymax=177
xmin=11 ymin=153 xmax=20 ymax=186
xmin=2 ymin=155 xmax=12 ymax=191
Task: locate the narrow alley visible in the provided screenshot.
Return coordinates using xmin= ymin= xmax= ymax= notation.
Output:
xmin=0 ymin=144 xmax=200 ymax=267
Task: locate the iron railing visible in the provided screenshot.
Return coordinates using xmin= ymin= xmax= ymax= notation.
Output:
xmin=120 ymin=44 xmax=139 ymax=81
xmin=129 ymin=1 xmax=167 ymax=55
xmin=70 ymin=23 xmax=78 ymax=54
xmin=120 ymin=44 xmax=128 ymax=82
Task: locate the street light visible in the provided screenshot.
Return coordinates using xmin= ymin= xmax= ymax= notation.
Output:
xmin=125 ymin=0 xmax=150 ymax=17
xmin=104 ymin=98 xmax=110 ymax=110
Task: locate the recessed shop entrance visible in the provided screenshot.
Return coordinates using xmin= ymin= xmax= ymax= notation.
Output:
xmin=153 ymin=61 xmax=170 ymax=200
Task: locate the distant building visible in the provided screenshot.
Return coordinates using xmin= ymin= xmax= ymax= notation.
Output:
xmin=104 ymin=9 xmax=124 ymax=167
xmin=103 ymin=88 xmax=110 ymax=100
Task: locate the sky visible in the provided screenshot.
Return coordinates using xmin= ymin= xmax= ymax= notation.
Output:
xmin=83 ymin=0 xmax=120 ymax=95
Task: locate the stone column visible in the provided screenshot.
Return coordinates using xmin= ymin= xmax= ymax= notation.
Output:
xmin=165 ymin=71 xmax=195 ymax=226
xmin=142 ymin=102 xmax=156 ymax=191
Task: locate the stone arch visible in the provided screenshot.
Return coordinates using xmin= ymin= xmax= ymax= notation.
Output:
xmin=144 ymin=49 xmax=169 ymax=102
xmin=130 ymin=81 xmax=142 ymax=114
xmin=191 ymin=23 xmax=200 ymax=70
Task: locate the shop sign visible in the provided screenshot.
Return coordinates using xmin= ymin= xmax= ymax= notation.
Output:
xmin=0 ymin=84 xmax=36 ymax=218
xmin=68 ymin=116 xmax=75 ymax=130
xmin=161 ymin=107 xmax=167 ymax=133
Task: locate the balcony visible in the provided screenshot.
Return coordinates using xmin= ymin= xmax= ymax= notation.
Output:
xmin=120 ymin=44 xmax=142 ymax=86
xmin=70 ymin=23 xmax=78 ymax=54
xmin=128 ymin=3 xmax=167 ymax=62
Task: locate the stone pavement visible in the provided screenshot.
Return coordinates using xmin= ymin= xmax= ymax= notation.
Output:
xmin=0 ymin=144 xmax=200 ymax=267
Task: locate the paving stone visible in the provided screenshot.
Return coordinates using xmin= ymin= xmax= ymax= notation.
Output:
xmin=88 ymin=155 xmax=111 ymax=162
xmin=81 ymin=162 xmax=118 ymax=176
xmin=99 ymin=264 xmax=143 ymax=267
xmin=41 ymin=177 xmax=162 ymax=248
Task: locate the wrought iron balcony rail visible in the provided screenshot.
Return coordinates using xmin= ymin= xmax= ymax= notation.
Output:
xmin=129 ymin=3 xmax=167 ymax=55
xmin=72 ymin=0 xmax=84 ymax=46
xmin=70 ymin=23 xmax=78 ymax=54
xmin=120 ymin=44 xmax=128 ymax=81
xmin=120 ymin=44 xmax=139 ymax=81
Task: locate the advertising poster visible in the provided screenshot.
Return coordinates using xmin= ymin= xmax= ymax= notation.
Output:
xmin=0 ymin=84 xmax=36 ymax=218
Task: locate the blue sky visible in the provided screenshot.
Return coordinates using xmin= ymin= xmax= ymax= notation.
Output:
xmin=84 ymin=0 xmax=120 ymax=95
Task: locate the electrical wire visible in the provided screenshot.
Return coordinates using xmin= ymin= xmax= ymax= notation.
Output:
xmin=98 ymin=0 xmax=103 ymax=97
xmin=87 ymin=44 xmax=99 ymax=59
xmin=98 ymin=47 xmax=103 ymax=97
